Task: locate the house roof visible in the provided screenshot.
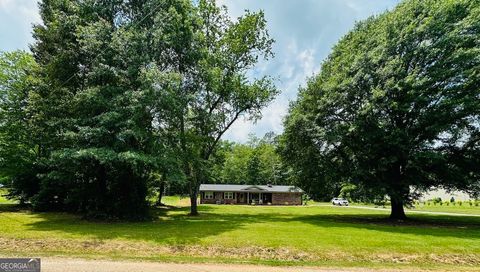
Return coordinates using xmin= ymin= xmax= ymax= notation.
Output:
xmin=199 ymin=184 xmax=304 ymax=193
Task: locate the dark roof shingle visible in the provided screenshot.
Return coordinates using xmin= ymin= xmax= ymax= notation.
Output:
xmin=199 ymin=184 xmax=303 ymax=193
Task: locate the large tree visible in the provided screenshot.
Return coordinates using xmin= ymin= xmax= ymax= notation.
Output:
xmin=282 ymin=0 xmax=480 ymax=219
xmin=16 ymin=0 xmax=183 ymax=219
xmin=144 ymin=0 xmax=278 ymax=215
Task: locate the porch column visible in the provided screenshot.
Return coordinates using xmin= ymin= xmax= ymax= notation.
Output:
xmin=247 ymin=192 xmax=250 ymax=204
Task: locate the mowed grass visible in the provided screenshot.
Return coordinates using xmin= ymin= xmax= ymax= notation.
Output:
xmin=0 ymin=196 xmax=479 ymax=270
xmin=0 ymin=189 xmax=15 ymax=204
xmin=410 ymin=203 xmax=480 ymax=215
xmin=347 ymin=201 xmax=480 ymax=215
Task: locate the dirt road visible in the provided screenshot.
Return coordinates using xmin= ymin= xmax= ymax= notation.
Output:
xmin=40 ymin=258 xmax=421 ymax=272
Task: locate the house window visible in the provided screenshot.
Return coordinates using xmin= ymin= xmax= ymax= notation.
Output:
xmin=204 ymin=192 xmax=214 ymax=199
xmin=224 ymin=192 xmax=234 ymax=199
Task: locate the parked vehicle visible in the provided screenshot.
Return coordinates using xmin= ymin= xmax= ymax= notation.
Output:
xmin=332 ymin=198 xmax=349 ymax=206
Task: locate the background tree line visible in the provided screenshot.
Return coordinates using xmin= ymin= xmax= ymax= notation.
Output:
xmin=210 ymin=133 xmax=290 ymax=186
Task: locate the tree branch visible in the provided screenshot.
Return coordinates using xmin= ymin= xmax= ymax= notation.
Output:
xmin=204 ymin=108 xmax=245 ymax=159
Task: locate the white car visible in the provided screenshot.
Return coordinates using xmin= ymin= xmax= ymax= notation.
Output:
xmin=332 ymin=198 xmax=349 ymax=206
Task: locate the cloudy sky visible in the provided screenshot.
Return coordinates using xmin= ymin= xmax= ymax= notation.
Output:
xmin=0 ymin=0 xmax=400 ymax=142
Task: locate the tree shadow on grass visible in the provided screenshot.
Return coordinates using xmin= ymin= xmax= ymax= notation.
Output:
xmin=17 ymin=205 xmax=249 ymax=245
xmin=12 ymin=204 xmax=480 ymax=245
xmin=0 ymin=203 xmax=30 ymax=213
xmin=291 ymin=213 xmax=480 ymax=239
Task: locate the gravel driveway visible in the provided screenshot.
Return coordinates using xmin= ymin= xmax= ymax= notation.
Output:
xmin=40 ymin=258 xmax=421 ymax=272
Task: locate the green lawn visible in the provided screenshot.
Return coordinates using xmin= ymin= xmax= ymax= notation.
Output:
xmin=0 ymin=189 xmax=15 ymax=204
xmin=348 ymin=201 xmax=480 ymax=215
xmin=410 ymin=203 xmax=480 ymax=215
xmin=0 ymin=196 xmax=479 ymax=270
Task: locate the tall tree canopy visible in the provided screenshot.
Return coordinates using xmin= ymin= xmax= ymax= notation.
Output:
xmin=21 ymin=0 xmax=181 ymax=219
xmin=281 ymin=0 xmax=480 ymax=219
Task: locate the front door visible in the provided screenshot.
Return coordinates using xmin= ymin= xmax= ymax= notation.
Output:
xmin=262 ymin=193 xmax=272 ymax=204
xmin=250 ymin=193 xmax=260 ymax=204
xmin=237 ymin=193 xmax=246 ymax=204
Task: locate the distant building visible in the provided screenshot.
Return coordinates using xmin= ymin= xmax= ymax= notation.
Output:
xmin=199 ymin=184 xmax=304 ymax=205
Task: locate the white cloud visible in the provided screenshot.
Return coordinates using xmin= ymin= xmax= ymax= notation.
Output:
xmin=220 ymin=0 xmax=400 ymax=142
xmin=0 ymin=0 xmax=41 ymax=51
xmin=0 ymin=0 xmax=40 ymax=22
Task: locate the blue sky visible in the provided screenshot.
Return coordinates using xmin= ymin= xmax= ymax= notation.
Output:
xmin=0 ymin=0 xmax=400 ymax=142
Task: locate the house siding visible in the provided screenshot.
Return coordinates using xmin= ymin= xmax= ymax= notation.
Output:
xmin=200 ymin=191 xmax=238 ymax=204
xmin=271 ymin=192 xmax=302 ymax=205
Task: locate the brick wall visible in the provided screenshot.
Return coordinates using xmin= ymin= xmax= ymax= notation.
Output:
xmin=272 ymin=193 xmax=302 ymax=205
xmin=200 ymin=192 xmax=238 ymax=204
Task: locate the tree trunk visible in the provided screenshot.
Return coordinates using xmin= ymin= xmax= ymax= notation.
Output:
xmin=389 ymin=160 xmax=408 ymax=220
xmin=155 ymin=182 xmax=165 ymax=206
xmin=390 ymin=197 xmax=407 ymax=220
xmin=190 ymin=190 xmax=198 ymax=216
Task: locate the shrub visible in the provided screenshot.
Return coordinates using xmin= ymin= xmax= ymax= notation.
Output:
xmin=302 ymin=194 xmax=311 ymax=205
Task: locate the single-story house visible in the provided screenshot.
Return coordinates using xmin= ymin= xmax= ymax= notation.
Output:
xmin=199 ymin=184 xmax=304 ymax=205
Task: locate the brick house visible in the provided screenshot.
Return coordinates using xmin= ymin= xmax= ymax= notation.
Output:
xmin=199 ymin=184 xmax=304 ymax=205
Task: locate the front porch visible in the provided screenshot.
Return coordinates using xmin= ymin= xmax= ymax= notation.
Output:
xmin=237 ymin=192 xmax=272 ymax=205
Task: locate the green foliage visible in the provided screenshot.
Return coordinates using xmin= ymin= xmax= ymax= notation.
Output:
xmin=26 ymin=0 xmax=179 ymax=219
xmin=210 ymin=133 xmax=290 ymax=185
xmin=0 ymin=51 xmax=40 ymax=203
xmin=281 ymin=0 xmax=480 ymax=218
xmin=338 ymin=184 xmax=357 ymax=201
